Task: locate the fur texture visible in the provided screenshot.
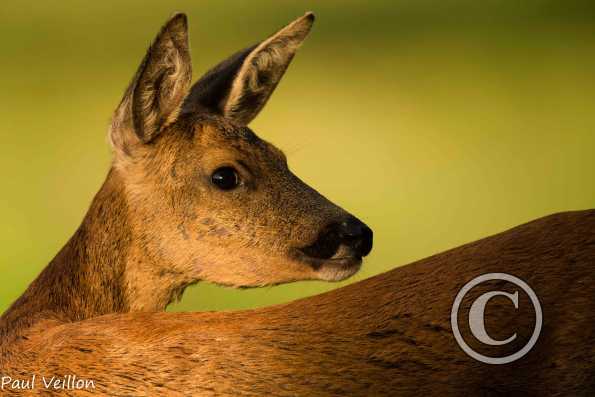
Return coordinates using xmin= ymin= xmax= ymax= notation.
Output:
xmin=1 ymin=12 xmax=369 ymax=360
xmin=1 ymin=211 xmax=594 ymax=395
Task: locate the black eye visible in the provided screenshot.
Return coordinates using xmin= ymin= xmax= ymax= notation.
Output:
xmin=211 ymin=167 xmax=239 ymax=191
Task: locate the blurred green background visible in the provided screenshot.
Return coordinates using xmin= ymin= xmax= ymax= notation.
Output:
xmin=1 ymin=1 xmax=594 ymax=314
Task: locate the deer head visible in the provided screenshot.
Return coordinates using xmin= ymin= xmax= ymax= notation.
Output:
xmin=108 ymin=13 xmax=372 ymax=295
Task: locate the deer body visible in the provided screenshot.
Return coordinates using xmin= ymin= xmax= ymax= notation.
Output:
xmin=2 ymin=12 xmax=593 ymax=396
xmin=2 ymin=210 xmax=594 ymax=395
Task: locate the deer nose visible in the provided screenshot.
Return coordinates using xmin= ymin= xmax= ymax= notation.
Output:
xmin=337 ymin=217 xmax=373 ymax=257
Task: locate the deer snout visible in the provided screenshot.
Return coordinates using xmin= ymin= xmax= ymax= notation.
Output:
xmin=336 ymin=216 xmax=373 ymax=258
xmin=300 ymin=216 xmax=373 ymax=263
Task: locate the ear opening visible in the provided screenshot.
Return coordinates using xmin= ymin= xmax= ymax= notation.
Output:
xmin=182 ymin=12 xmax=315 ymax=125
xmin=110 ymin=13 xmax=192 ymax=155
xmin=182 ymin=45 xmax=256 ymax=116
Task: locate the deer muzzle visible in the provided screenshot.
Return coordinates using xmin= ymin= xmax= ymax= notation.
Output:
xmin=298 ymin=216 xmax=373 ymax=269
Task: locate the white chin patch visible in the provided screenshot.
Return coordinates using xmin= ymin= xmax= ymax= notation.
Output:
xmin=317 ymin=262 xmax=361 ymax=282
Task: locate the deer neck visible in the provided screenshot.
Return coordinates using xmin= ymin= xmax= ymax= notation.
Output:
xmin=0 ymin=169 xmax=189 ymax=341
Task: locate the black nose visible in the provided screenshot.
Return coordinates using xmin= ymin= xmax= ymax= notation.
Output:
xmin=337 ymin=217 xmax=373 ymax=257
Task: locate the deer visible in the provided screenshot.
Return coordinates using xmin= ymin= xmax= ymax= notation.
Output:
xmin=2 ymin=12 xmax=594 ymax=397
xmin=2 ymin=211 xmax=594 ymax=395
xmin=1 ymin=13 xmax=373 ymax=360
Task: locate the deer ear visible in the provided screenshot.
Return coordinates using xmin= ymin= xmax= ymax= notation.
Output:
xmin=182 ymin=12 xmax=314 ymax=125
xmin=110 ymin=13 xmax=192 ymax=151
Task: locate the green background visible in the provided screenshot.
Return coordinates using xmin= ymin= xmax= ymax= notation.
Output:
xmin=1 ymin=1 xmax=593 ymax=314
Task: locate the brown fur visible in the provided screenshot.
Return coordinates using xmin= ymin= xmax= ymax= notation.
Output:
xmin=6 ymin=12 xmax=590 ymax=396
xmin=1 ymin=12 xmax=369 ymax=364
xmin=1 ymin=210 xmax=594 ymax=395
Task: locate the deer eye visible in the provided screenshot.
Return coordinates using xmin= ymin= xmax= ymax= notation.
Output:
xmin=211 ymin=167 xmax=239 ymax=191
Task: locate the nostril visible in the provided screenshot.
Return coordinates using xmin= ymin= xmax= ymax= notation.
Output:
xmin=300 ymin=227 xmax=342 ymax=260
xmin=338 ymin=217 xmax=373 ymax=257
xmin=300 ymin=218 xmax=373 ymax=261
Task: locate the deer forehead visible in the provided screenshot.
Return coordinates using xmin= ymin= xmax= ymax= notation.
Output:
xmin=179 ymin=120 xmax=288 ymax=168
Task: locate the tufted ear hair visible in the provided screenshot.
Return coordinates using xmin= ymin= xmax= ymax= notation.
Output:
xmin=182 ymin=12 xmax=315 ymax=125
xmin=110 ymin=13 xmax=192 ymax=153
